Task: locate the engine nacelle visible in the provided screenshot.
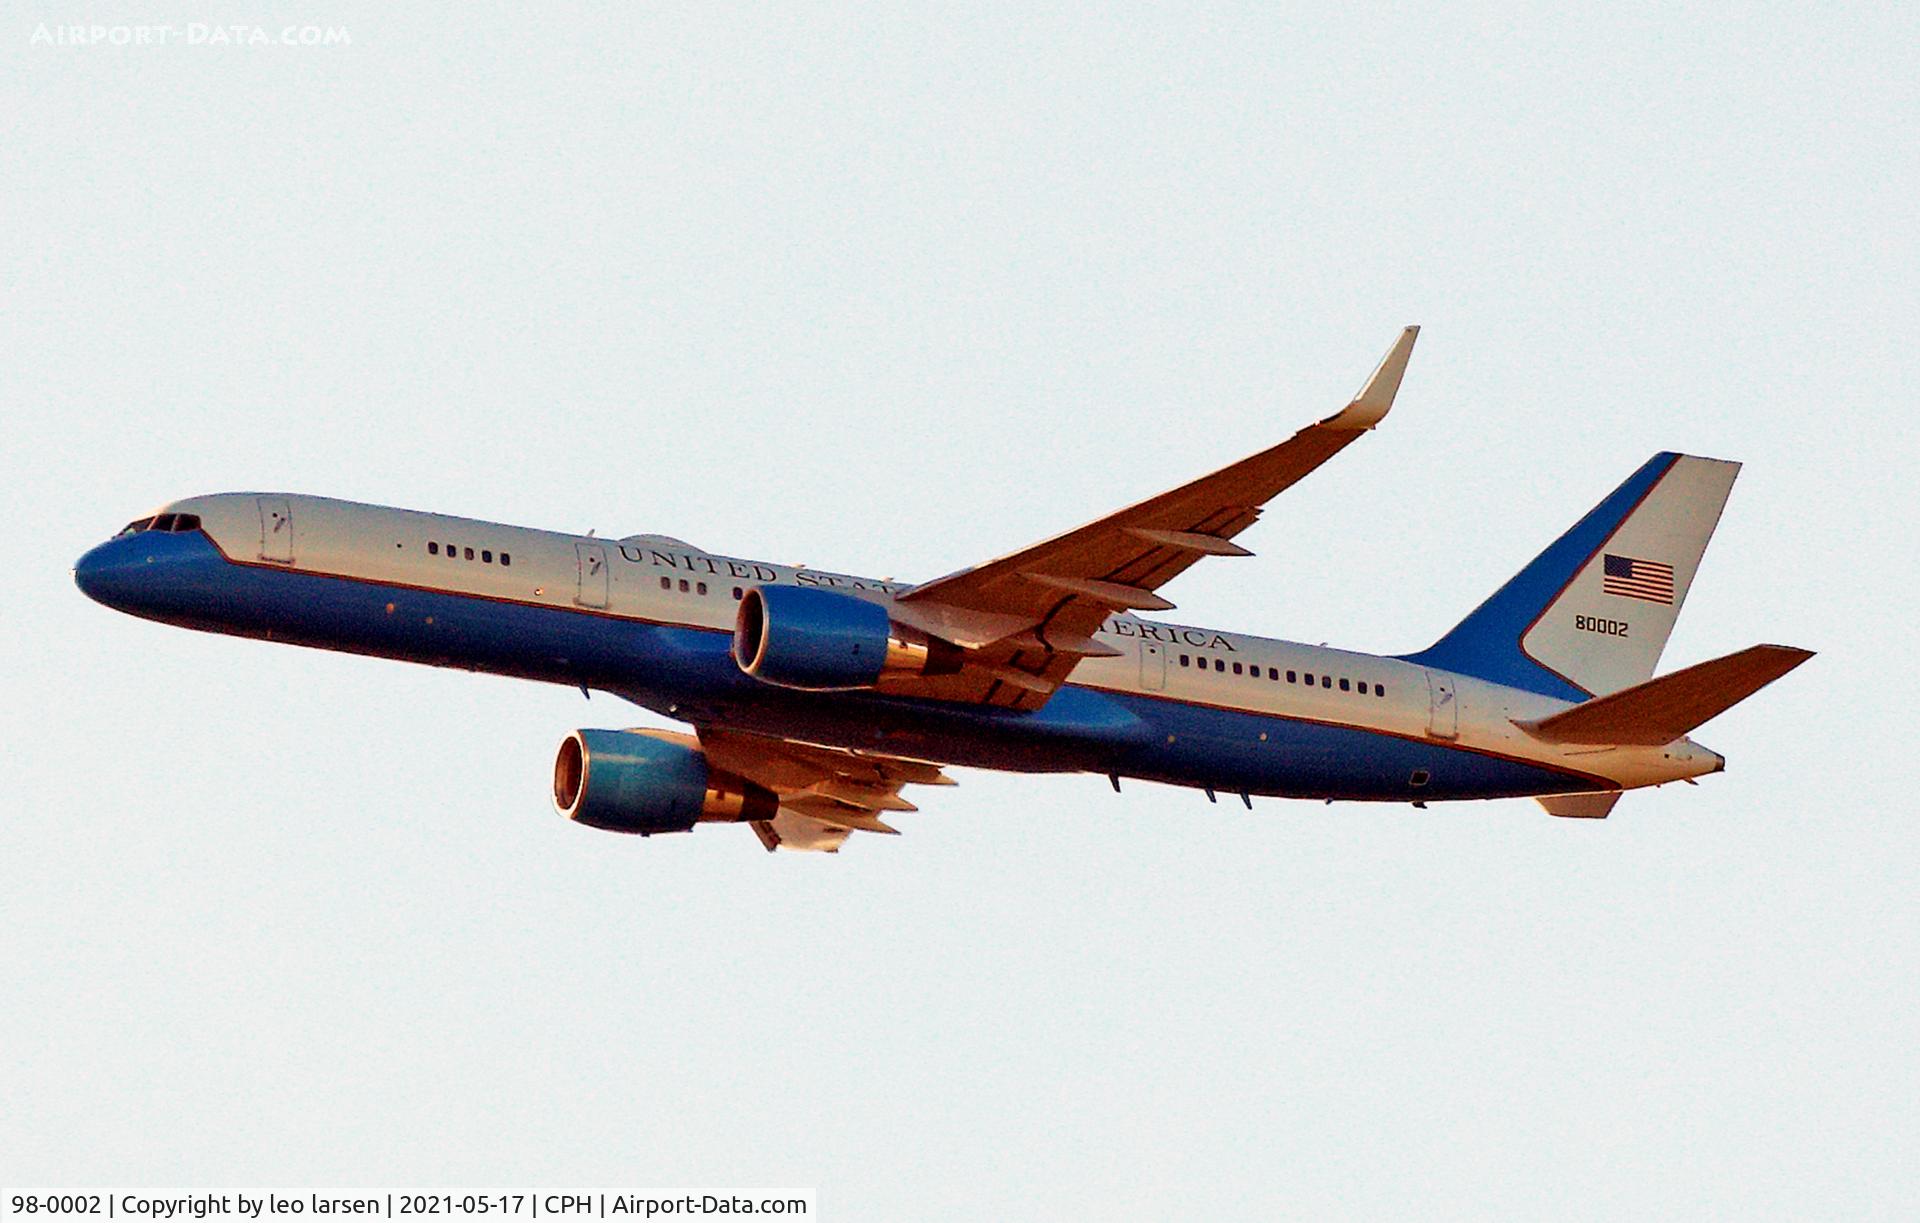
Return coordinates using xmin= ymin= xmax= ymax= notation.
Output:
xmin=553 ymin=729 xmax=777 ymax=836
xmin=733 ymin=584 xmax=961 ymax=691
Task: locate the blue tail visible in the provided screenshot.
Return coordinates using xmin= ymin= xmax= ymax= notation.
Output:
xmin=1400 ymin=452 xmax=1739 ymax=700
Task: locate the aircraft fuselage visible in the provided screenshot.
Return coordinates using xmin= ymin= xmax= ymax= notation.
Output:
xmin=74 ymin=492 xmax=1721 ymax=805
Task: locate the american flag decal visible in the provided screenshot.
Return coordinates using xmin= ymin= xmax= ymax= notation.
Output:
xmin=1602 ymin=554 xmax=1675 ymax=604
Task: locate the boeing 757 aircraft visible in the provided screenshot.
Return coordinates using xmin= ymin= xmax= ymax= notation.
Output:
xmin=75 ymin=329 xmax=1811 ymax=851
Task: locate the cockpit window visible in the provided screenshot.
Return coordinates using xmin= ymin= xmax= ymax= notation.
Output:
xmin=116 ymin=513 xmax=201 ymax=537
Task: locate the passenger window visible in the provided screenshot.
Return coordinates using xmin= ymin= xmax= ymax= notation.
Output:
xmin=1267 ymin=667 xmax=1278 ymax=680
xmin=660 ymin=576 xmax=671 ymax=590
xmin=1375 ymin=684 xmax=1385 ymax=697
xmin=482 ymin=550 xmax=492 ymax=563
xmin=444 ymin=543 xmax=457 ymax=559
xmin=1286 ymin=671 xmax=1296 ymax=684
xmin=697 ymin=582 xmax=708 ymax=596
xmin=464 ymin=547 xmax=475 ymax=560
xmin=500 ymin=553 xmax=511 ymax=566
xmin=1321 ymin=675 xmax=1332 ymax=688
xmin=732 ymin=587 xmax=743 ymax=600
xmin=429 ymin=542 xmax=439 ymax=555
xmin=1214 ymin=659 xmax=1225 ymax=672
xmin=1179 ymin=654 xmax=1189 ymax=667
xmin=1232 ymin=662 xmax=1242 ymax=675
xmin=1339 ymin=678 xmax=1350 ymax=692
xmin=679 ymin=579 xmax=690 ymax=593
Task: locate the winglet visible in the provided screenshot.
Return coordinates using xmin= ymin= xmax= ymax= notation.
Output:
xmin=1323 ymin=325 xmax=1419 ymax=430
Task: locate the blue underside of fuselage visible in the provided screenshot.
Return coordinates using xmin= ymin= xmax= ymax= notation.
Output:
xmin=75 ymin=531 xmax=1599 ymax=803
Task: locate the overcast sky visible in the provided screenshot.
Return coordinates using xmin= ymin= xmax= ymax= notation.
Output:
xmin=4 ymin=4 xmax=1915 ymax=1219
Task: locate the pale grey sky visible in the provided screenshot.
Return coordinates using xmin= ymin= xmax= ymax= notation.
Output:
xmin=4 ymin=4 xmax=1916 ymax=1219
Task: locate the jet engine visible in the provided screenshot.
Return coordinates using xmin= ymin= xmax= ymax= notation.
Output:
xmin=733 ymin=585 xmax=962 ymax=691
xmin=553 ymin=729 xmax=778 ymax=836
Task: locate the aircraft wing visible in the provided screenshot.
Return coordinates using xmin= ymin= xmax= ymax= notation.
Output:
xmin=879 ymin=326 xmax=1419 ymax=710
xmin=695 ymin=726 xmax=957 ymax=853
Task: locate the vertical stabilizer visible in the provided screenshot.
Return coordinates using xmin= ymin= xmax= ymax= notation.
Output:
xmin=1403 ymin=453 xmax=1740 ymax=699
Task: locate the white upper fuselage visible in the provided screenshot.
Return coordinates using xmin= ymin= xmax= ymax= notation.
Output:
xmin=134 ymin=490 xmax=1720 ymax=795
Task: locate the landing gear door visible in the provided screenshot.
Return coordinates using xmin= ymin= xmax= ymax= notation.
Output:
xmin=575 ymin=541 xmax=610 ymax=609
xmin=257 ymin=496 xmax=293 ymax=563
xmin=1425 ymin=670 xmax=1459 ymax=740
xmin=1139 ymin=639 xmax=1167 ymax=691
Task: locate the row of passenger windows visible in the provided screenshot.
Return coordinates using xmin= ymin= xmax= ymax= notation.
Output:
xmin=658 ymin=576 xmax=751 ymax=601
xmin=428 ymin=541 xmax=511 ymax=566
xmin=118 ymin=513 xmax=202 ymax=536
xmin=1179 ymin=653 xmax=1386 ymax=698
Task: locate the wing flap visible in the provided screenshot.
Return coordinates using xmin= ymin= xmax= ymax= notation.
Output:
xmin=1016 ymin=572 xmax=1176 ymax=611
xmin=783 ymin=799 xmax=903 ymax=834
xmin=760 ymin=810 xmax=854 ymax=853
xmin=1123 ymin=527 xmax=1255 ymax=557
xmin=696 ymin=726 xmax=953 ymax=852
xmin=807 ymin=778 xmax=919 ymax=812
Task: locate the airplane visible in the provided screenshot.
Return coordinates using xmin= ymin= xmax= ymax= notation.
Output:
xmin=73 ymin=328 xmax=1812 ymax=852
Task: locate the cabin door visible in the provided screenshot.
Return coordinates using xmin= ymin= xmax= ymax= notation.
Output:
xmin=256 ymin=496 xmax=293 ymax=563
xmin=575 ymin=541 xmax=610 ymax=609
xmin=1425 ymin=670 xmax=1459 ymax=740
xmin=1139 ymin=639 xmax=1167 ymax=691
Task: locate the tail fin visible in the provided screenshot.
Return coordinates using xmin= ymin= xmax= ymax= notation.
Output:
xmin=1518 ymin=644 xmax=1814 ymax=745
xmin=1402 ymin=452 xmax=1740 ymax=699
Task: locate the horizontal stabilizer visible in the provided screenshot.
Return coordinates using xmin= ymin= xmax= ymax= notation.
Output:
xmin=1519 ymin=644 xmax=1814 ymax=746
xmin=1537 ymin=792 xmax=1623 ymax=819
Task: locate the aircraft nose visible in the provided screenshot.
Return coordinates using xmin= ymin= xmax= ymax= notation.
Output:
xmin=73 ymin=539 xmax=145 ymax=610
